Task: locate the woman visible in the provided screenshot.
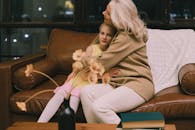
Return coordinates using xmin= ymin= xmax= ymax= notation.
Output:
xmin=80 ymin=0 xmax=154 ymax=126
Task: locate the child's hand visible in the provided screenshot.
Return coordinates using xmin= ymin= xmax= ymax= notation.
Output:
xmin=102 ymin=72 xmax=110 ymax=84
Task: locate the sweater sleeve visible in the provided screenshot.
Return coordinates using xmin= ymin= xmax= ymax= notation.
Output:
xmin=98 ymin=32 xmax=144 ymax=71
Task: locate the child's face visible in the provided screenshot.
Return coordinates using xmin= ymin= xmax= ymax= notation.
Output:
xmin=99 ymin=25 xmax=114 ymax=47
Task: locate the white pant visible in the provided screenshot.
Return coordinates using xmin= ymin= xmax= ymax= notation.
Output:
xmin=37 ymin=90 xmax=80 ymax=122
xmin=80 ymin=84 xmax=145 ymax=125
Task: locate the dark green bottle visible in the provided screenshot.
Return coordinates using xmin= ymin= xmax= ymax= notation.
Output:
xmin=58 ymin=99 xmax=75 ymax=130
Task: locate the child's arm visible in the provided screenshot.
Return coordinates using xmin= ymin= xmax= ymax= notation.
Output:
xmin=85 ymin=45 xmax=93 ymax=58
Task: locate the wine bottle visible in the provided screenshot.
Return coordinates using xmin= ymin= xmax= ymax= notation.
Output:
xmin=58 ymin=99 xmax=75 ymax=130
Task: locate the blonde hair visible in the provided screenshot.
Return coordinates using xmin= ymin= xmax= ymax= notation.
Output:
xmin=99 ymin=22 xmax=117 ymax=37
xmin=109 ymin=0 xmax=148 ymax=42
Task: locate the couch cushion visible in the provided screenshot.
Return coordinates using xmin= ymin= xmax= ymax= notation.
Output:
xmin=132 ymin=86 xmax=195 ymax=119
xmin=178 ymin=63 xmax=195 ymax=95
xmin=47 ymin=29 xmax=97 ymax=73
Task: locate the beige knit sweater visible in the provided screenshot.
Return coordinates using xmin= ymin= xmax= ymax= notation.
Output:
xmin=98 ymin=31 xmax=154 ymax=101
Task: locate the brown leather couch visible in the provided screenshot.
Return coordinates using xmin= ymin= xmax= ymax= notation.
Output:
xmin=0 ymin=28 xmax=195 ymax=130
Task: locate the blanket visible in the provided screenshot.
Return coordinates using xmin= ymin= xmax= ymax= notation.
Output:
xmin=147 ymin=29 xmax=195 ymax=94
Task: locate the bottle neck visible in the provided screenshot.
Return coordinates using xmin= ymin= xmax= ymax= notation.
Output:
xmin=63 ymin=99 xmax=69 ymax=107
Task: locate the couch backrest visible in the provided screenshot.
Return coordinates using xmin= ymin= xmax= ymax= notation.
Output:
xmin=47 ymin=29 xmax=97 ymax=73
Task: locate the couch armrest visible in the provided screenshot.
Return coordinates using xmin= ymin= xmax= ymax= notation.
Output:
xmin=179 ymin=63 xmax=195 ymax=95
xmin=0 ymin=52 xmax=46 ymax=129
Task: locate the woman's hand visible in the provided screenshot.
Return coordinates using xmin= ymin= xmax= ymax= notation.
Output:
xmin=109 ymin=68 xmax=120 ymax=77
xmin=102 ymin=68 xmax=120 ymax=84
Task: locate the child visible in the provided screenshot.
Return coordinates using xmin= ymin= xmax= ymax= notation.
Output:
xmin=37 ymin=22 xmax=116 ymax=122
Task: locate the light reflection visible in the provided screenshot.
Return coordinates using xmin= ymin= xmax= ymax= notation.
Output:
xmin=13 ymin=57 xmax=20 ymax=60
xmin=65 ymin=11 xmax=73 ymax=15
xmin=43 ymin=14 xmax=48 ymax=18
xmin=64 ymin=0 xmax=74 ymax=16
xmin=38 ymin=6 xmax=43 ymax=12
xmin=24 ymin=34 xmax=29 ymax=38
xmin=4 ymin=38 xmax=8 ymax=42
xmin=13 ymin=39 xmax=17 ymax=43
xmin=64 ymin=0 xmax=74 ymax=9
